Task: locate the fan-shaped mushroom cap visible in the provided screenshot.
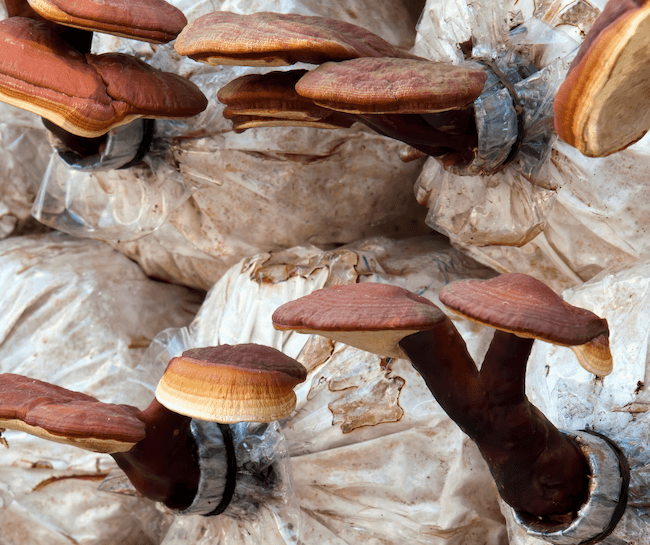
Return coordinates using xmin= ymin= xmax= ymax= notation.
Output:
xmin=26 ymin=0 xmax=187 ymax=43
xmin=272 ymin=283 xmax=446 ymax=359
xmin=294 ymin=57 xmax=487 ymax=114
xmin=0 ymin=374 xmax=145 ymax=453
xmin=0 ymin=18 xmax=207 ymax=137
xmin=218 ymin=70 xmax=354 ymax=131
xmin=174 ymin=11 xmax=418 ymax=67
xmin=439 ymin=273 xmax=613 ymax=376
xmin=155 ymin=345 xmax=307 ymax=423
xmin=554 ymin=0 xmax=650 ymax=156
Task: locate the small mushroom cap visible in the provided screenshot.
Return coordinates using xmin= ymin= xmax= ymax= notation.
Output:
xmin=272 ymin=283 xmax=446 ymax=359
xmin=294 ymin=57 xmax=487 ymax=114
xmin=27 ymin=0 xmax=187 ymax=43
xmin=554 ymin=0 xmax=650 ymax=156
xmin=174 ymin=11 xmax=418 ymax=67
xmin=155 ymin=345 xmax=307 ymax=424
xmin=0 ymin=374 xmax=145 ymax=453
xmin=439 ymin=273 xmax=613 ymax=375
xmin=0 ymin=18 xmax=207 ymax=138
xmin=218 ymin=70 xmax=332 ymax=121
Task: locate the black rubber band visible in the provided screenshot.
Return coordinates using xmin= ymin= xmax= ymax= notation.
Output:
xmin=578 ymin=429 xmax=630 ymax=545
xmin=119 ymin=119 xmax=156 ymax=169
xmin=204 ymin=423 xmax=237 ymax=517
xmin=471 ymin=57 xmax=526 ymax=166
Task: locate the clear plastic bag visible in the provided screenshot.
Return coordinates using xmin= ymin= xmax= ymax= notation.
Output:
xmin=0 ymin=233 xmax=203 ymax=545
xmin=129 ymin=235 xmax=510 ymax=545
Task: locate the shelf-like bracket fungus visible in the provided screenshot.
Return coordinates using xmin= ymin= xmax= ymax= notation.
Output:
xmin=26 ymin=0 xmax=187 ymax=43
xmin=176 ymin=11 xmax=487 ymax=165
xmin=554 ymin=0 xmax=650 ymax=156
xmin=0 ymin=18 xmax=208 ymax=138
xmin=438 ymin=273 xmax=613 ymax=376
xmin=174 ymin=11 xmax=419 ymax=67
xmin=156 ymin=344 xmax=308 ymax=424
xmin=272 ymin=279 xmax=621 ymax=521
xmin=0 ymin=344 xmax=306 ymax=513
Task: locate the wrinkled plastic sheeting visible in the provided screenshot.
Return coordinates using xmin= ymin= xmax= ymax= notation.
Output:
xmin=413 ymin=0 xmax=650 ymax=293
xmin=131 ymin=234 xmax=509 ymax=545
xmin=0 ymin=103 xmax=52 ymax=239
xmin=26 ymin=0 xmax=429 ymax=291
xmin=0 ymin=233 xmax=203 ymax=545
xmin=495 ymin=258 xmax=650 ymax=544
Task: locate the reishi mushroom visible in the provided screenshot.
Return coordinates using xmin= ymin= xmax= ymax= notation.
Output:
xmin=156 ymin=344 xmax=308 ymax=423
xmin=0 ymin=344 xmax=306 ymax=511
xmin=271 ymin=282 xmax=446 ymax=360
xmin=177 ymin=11 xmax=486 ymax=165
xmin=554 ymin=0 xmax=650 ymax=156
xmin=272 ymin=279 xmax=597 ymax=517
xmin=26 ymin=0 xmax=187 ymax=43
xmin=0 ymin=17 xmax=208 ymax=138
xmin=438 ymin=273 xmax=613 ymax=376
xmin=174 ymin=11 xmax=419 ymax=67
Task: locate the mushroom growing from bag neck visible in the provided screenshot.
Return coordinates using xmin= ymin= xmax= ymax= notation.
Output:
xmin=272 ymin=281 xmax=595 ymax=517
xmin=0 ymin=345 xmax=306 ymax=510
xmin=554 ymin=0 xmax=650 ymax=156
xmin=0 ymin=17 xmax=207 ymax=139
xmin=176 ymin=11 xmax=486 ymax=165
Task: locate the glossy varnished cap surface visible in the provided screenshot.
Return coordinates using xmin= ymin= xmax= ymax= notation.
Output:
xmin=0 ymin=373 xmax=145 ymax=453
xmin=272 ymin=283 xmax=445 ymax=359
xmin=156 ymin=345 xmax=307 ymax=423
xmin=27 ymin=0 xmax=187 ymax=43
xmin=295 ymin=57 xmax=486 ymax=114
xmin=175 ymin=11 xmax=418 ymax=66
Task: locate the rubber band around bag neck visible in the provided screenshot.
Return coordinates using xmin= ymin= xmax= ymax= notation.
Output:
xmin=577 ymin=429 xmax=629 ymax=545
xmin=204 ymin=423 xmax=237 ymax=517
xmin=471 ymin=57 xmax=526 ymax=168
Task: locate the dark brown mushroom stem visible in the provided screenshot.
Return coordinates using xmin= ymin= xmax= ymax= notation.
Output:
xmin=112 ymin=399 xmax=200 ymax=510
xmin=398 ymin=324 xmax=589 ymax=517
xmin=356 ymin=112 xmax=478 ymax=165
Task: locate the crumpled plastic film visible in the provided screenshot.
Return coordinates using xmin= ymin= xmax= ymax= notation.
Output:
xmin=18 ymin=0 xmax=429 ymax=291
xmin=0 ymin=233 xmax=204 ymax=545
xmin=131 ymin=234 xmax=511 ymax=545
xmin=32 ymin=145 xmax=192 ymax=241
xmin=498 ymin=258 xmax=650 ymax=544
xmin=413 ymin=0 xmax=650 ymax=290
xmin=0 ymin=103 xmax=53 ymax=239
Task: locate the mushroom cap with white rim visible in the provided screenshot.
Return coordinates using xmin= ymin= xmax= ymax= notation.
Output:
xmin=0 ymin=373 xmax=145 ymax=453
xmin=174 ymin=11 xmax=419 ymax=67
xmin=155 ymin=345 xmax=307 ymax=424
xmin=438 ymin=273 xmax=613 ymax=376
xmin=272 ymin=282 xmax=446 ymax=360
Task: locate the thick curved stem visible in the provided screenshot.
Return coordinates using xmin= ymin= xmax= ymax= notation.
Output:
xmin=400 ymin=327 xmax=589 ymax=516
xmin=398 ymin=318 xmax=489 ymax=438
xmin=112 ymin=399 xmax=200 ymax=510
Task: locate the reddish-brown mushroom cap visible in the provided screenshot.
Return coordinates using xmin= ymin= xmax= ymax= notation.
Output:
xmin=218 ymin=70 xmax=354 ymax=131
xmin=294 ymin=57 xmax=487 ymax=114
xmin=26 ymin=0 xmax=187 ymax=43
xmin=0 ymin=373 xmax=145 ymax=453
xmin=272 ymin=283 xmax=446 ymax=359
xmin=0 ymin=18 xmax=207 ymax=137
xmin=156 ymin=345 xmax=307 ymax=423
xmin=554 ymin=0 xmax=650 ymax=156
xmin=439 ymin=273 xmax=613 ymax=375
xmin=174 ymin=11 xmax=419 ymax=67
